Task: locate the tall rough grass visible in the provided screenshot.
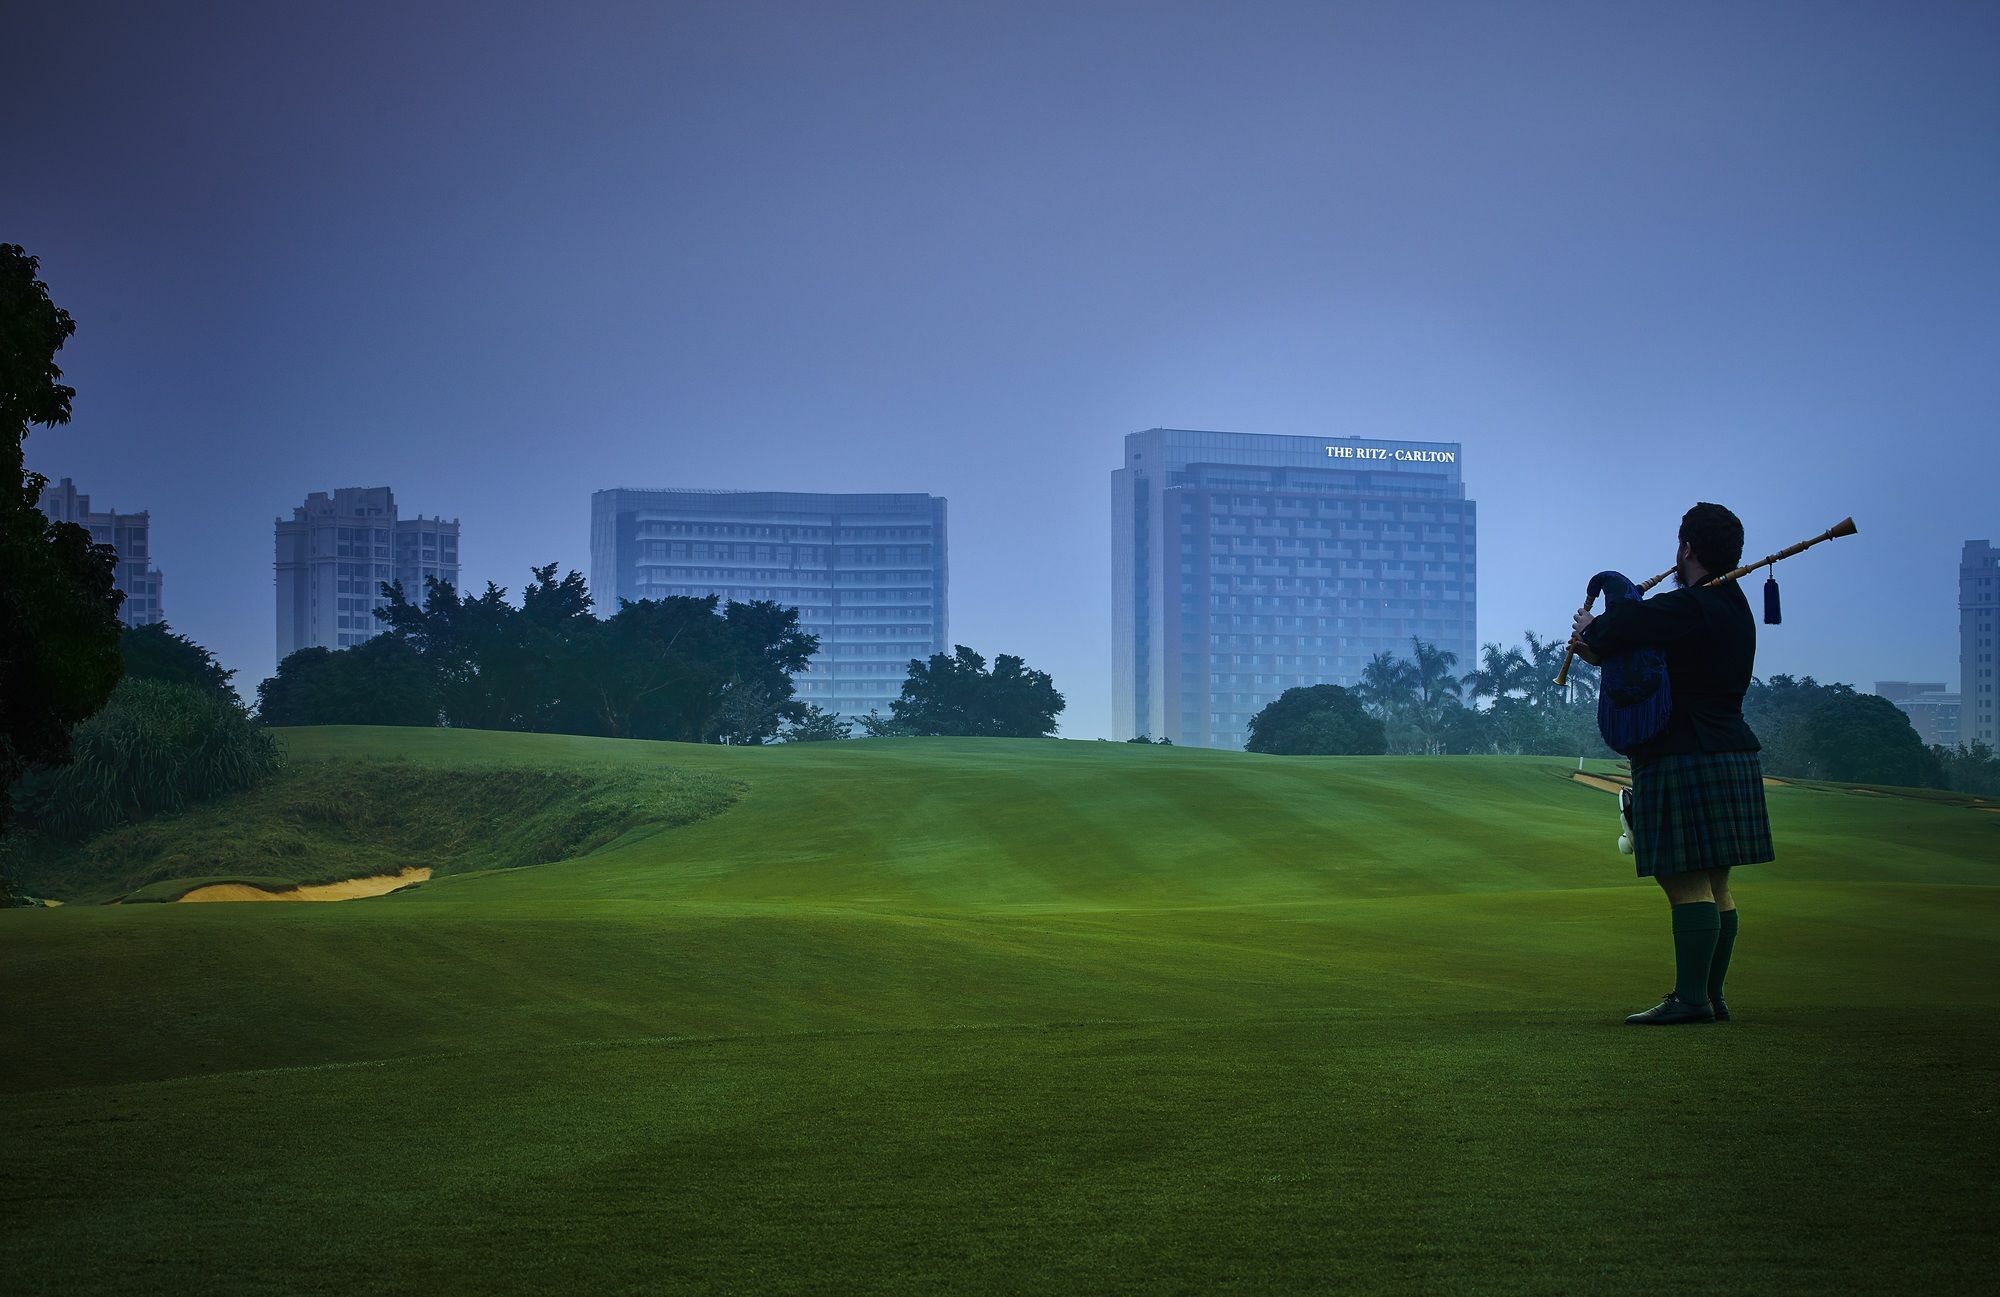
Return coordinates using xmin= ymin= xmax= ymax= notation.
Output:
xmin=15 ymin=679 xmax=282 ymax=840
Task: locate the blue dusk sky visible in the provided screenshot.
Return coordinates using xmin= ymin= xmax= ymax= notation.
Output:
xmin=8 ymin=1 xmax=1996 ymax=733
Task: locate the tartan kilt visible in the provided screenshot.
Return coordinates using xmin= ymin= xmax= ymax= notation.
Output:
xmin=1629 ymin=750 xmax=1775 ymax=878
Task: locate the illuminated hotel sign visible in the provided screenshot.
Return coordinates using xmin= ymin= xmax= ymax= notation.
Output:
xmin=1324 ymin=443 xmax=1458 ymax=463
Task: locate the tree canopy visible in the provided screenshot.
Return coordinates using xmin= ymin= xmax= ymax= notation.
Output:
xmin=258 ymin=564 xmax=820 ymax=744
xmin=120 ymin=622 xmax=237 ymax=700
xmin=256 ymin=638 xmax=442 ymax=728
xmin=1 ymin=244 xmax=123 ymax=866
xmin=871 ymin=645 xmax=1065 ymax=738
xmin=1745 ymin=676 xmax=1944 ymax=788
xmin=1246 ymin=684 xmax=1387 ymax=756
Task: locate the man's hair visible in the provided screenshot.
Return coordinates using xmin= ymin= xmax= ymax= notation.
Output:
xmin=1680 ymin=502 xmax=1745 ymax=574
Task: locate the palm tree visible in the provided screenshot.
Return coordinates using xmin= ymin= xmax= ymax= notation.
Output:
xmin=1410 ymin=638 xmax=1462 ymax=711
xmin=1409 ymin=638 xmax=1462 ymax=756
xmin=1359 ymin=651 xmax=1417 ymax=721
xmin=1520 ymin=630 xmax=1570 ymax=710
xmin=1561 ymin=654 xmax=1600 ymax=708
xmin=1462 ymin=642 xmax=1531 ymax=706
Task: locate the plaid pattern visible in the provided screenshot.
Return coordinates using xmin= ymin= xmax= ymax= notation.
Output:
xmin=1630 ymin=751 xmax=1775 ymax=878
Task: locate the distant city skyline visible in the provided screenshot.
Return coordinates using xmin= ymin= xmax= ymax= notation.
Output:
xmin=11 ymin=2 xmax=1996 ymax=734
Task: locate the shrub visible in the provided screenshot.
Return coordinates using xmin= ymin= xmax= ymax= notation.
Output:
xmin=13 ymin=678 xmax=281 ymax=839
xmin=1246 ymin=685 xmax=1387 ymax=756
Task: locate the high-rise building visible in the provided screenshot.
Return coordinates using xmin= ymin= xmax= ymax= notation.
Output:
xmin=1113 ymin=428 xmax=1476 ymax=749
xmin=590 ymin=489 xmax=948 ymax=719
xmin=1963 ymin=540 xmax=1999 ymax=750
xmin=36 ymin=476 xmax=165 ymax=628
xmin=1874 ymin=681 xmax=1960 ymax=749
xmin=275 ymin=487 xmax=460 ymax=658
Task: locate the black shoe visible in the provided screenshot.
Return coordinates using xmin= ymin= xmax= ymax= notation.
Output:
xmin=1624 ymin=991 xmax=1716 ymax=1026
xmin=1711 ymin=996 xmax=1730 ymax=1022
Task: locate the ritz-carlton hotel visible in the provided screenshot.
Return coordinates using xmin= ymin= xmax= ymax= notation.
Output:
xmin=1113 ymin=428 xmax=1476 ymax=749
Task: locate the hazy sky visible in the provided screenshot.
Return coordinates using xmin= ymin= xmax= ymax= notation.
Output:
xmin=10 ymin=1 xmax=1997 ymax=734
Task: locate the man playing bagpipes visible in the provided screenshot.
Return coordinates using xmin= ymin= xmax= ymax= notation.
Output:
xmin=1569 ymin=503 xmax=1774 ymax=1026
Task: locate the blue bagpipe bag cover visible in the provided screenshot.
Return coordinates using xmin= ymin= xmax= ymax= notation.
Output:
xmin=1588 ymin=571 xmax=1673 ymax=755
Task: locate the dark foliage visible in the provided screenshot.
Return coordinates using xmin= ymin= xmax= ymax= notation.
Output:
xmin=11 ymin=679 xmax=281 ymax=840
xmin=120 ymin=622 xmax=236 ymax=699
xmin=1246 ymin=685 xmax=1387 ymax=756
xmin=783 ymin=705 xmax=853 ymax=742
xmin=257 ymin=563 xmax=819 ymax=744
xmin=1 ymin=245 xmax=123 ymax=898
xmin=258 ymin=638 xmax=442 ymax=727
xmin=1353 ymin=633 xmax=1607 ymax=757
xmin=1745 ymin=676 xmax=1944 ymax=787
xmin=886 ymin=645 xmax=1065 ymax=738
xmin=1932 ymin=742 xmax=2000 ymax=796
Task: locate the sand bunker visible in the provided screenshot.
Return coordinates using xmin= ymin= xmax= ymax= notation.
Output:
xmin=178 ymin=867 xmax=432 ymax=903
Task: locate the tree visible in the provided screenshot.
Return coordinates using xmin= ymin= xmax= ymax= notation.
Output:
xmin=1461 ymin=643 xmax=1530 ymax=708
xmin=855 ymin=708 xmax=912 ymax=738
xmin=376 ymin=576 xmax=554 ymax=731
xmin=1358 ymin=651 xmax=1417 ymax=721
xmin=1556 ymin=647 xmax=1600 ymax=709
xmin=1517 ymin=631 xmax=1571 ymax=710
xmin=1409 ymin=638 xmax=1462 ymax=714
xmin=1744 ymin=675 xmax=1944 ymax=788
xmin=782 ymin=704 xmax=853 ymax=742
xmin=1448 ymin=631 xmax=1607 ymax=757
xmin=1934 ymin=742 xmax=2000 ymax=796
xmin=1407 ymin=638 xmax=1462 ymax=755
xmin=1803 ymin=692 xmax=1943 ymax=788
xmin=564 ymin=595 xmax=721 ymax=740
xmin=120 ymin=622 xmax=236 ymax=700
xmin=1245 ymin=684 xmax=1387 ymax=756
xmin=256 ymin=637 xmax=442 ymax=727
xmin=887 ymin=645 xmax=1064 ymax=737
xmin=708 ymin=599 xmax=819 ymax=743
xmin=1 ymin=244 xmax=123 ymax=898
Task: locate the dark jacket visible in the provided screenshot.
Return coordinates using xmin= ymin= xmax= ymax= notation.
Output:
xmin=1580 ymin=579 xmax=1761 ymax=765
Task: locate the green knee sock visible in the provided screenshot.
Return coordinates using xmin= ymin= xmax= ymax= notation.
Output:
xmin=1671 ymin=901 xmax=1720 ymax=1007
xmin=1709 ymin=908 xmax=1739 ymax=1004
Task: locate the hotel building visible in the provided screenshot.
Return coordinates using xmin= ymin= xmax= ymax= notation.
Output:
xmin=1113 ymin=428 xmax=1476 ymax=749
xmin=590 ymin=489 xmax=948 ymax=719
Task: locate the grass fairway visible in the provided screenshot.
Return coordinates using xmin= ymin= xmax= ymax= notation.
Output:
xmin=4 ymin=730 xmax=1997 ymax=1294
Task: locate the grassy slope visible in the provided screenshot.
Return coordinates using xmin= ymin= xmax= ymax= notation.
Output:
xmin=3 ymin=728 xmax=1997 ymax=1295
xmin=4 ymin=744 xmax=740 ymax=903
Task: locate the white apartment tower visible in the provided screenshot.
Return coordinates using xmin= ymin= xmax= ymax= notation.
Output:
xmin=275 ymin=487 xmax=460 ymax=658
xmin=36 ymin=477 xmax=165 ymax=628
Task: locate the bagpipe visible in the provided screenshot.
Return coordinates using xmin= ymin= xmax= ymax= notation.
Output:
xmin=1556 ymin=517 xmax=1858 ymax=757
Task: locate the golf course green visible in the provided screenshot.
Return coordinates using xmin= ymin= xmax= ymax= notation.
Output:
xmin=4 ymin=728 xmax=1996 ymax=1294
